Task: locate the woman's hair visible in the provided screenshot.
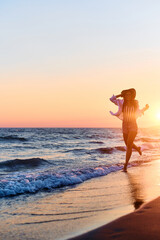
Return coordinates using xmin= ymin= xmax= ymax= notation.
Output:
xmin=121 ymin=88 xmax=136 ymax=99
xmin=121 ymin=88 xmax=138 ymax=112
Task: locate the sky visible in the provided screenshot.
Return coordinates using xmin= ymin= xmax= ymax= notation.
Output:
xmin=1 ymin=0 xmax=160 ymax=127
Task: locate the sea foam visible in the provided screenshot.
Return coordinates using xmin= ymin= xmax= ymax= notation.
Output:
xmin=0 ymin=160 xmax=144 ymax=198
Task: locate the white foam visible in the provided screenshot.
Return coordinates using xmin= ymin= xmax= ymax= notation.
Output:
xmin=0 ymin=164 xmax=124 ymax=197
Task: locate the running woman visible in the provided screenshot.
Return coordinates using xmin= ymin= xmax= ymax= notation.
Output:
xmin=109 ymin=88 xmax=149 ymax=171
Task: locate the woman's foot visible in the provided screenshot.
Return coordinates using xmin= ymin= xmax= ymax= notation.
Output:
xmin=123 ymin=164 xmax=127 ymax=172
xmin=137 ymin=147 xmax=142 ymax=155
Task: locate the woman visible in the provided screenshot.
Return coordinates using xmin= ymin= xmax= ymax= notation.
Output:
xmin=109 ymin=88 xmax=149 ymax=172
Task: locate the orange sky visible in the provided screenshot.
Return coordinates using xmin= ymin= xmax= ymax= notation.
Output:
xmin=1 ymin=1 xmax=160 ymax=127
xmin=1 ymin=64 xmax=160 ymax=128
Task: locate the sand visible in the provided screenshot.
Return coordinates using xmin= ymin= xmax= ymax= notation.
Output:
xmin=69 ymin=196 xmax=160 ymax=240
xmin=1 ymin=159 xmax=160 ymax=240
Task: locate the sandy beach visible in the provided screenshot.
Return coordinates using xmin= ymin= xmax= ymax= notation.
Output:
xmin=0 ymin=157 xmax=160 ymax=240
xmin=69 ymin=196 xmax=160 ymax=240
xmin=68 ymin=159 xmax=160 ymax=240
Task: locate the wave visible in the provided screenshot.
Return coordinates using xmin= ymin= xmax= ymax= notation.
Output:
xmin=96 ymin=146 xmax=126 ymax=154
xmin=89 ymin=141 xmax=104 ymax=144
xmin=137 ymin=137 xmax=160 ymax=143
xmin=0 ymin=158 xmax=51 ymax=171
xmin=140 ymin=143 xmax=160 ymax=151
xmin=66 ymin=143 xmax=160 ymax=156
xmin=63 ymin=148 xmax=87 ymax=154
xmin=85 ymin=134 xmax=110 ymax=139
xmin=64 ymin=146 xmax=126 ymax=155
xmin=0 ymin=160 xmax=149 ymax=198
xmin=0 ymin=135 xmax=27 ymax=142
xmin=96 ymin=143 xmax=160 ymax=154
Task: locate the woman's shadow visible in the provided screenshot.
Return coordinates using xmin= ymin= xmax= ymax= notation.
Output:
xmin=126 ymin=172 xmax=145 ymax=210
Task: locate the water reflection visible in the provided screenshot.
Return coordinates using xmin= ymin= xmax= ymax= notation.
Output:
xmin=126 ymin=172 xmax=145 ymax=210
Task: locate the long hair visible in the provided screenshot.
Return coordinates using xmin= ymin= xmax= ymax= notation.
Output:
xmin=122 ymin=88 xmax=138 ymax=112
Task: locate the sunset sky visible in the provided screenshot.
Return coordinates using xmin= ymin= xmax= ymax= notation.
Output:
xmin=1 ymin=0 xmax=160 ymax=127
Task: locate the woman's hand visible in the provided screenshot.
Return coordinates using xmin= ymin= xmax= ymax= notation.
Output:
xmin=145 ymin=104 xmax=149 ymax=111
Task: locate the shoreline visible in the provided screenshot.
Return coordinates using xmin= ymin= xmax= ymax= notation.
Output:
xmin=1 ymin=158 xmax=160 ymax=240
xmin=68 ymin=196 xmax=160 ymax=240
xmin=66 ymin=159 xmax=160 ymax=240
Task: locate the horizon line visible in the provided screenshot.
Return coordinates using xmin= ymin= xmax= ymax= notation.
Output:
xmin=0 ymin=126 xmax=154 ymax=129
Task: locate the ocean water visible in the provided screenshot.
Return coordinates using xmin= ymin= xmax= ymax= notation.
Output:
xmin=0 ymin=127 xmax=160 ymax=198
xmin=1 ymin=127 xmax=160 ymax=239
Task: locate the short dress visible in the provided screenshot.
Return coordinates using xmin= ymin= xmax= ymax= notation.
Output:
xmin=122 ymin=105 xmax=138 ymax=134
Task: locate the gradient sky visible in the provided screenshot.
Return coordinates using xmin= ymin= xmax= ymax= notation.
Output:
xmin=1 ymin=0 xmax=160 ymax=127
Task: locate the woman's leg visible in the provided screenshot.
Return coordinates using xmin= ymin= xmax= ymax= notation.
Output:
xmin=132 ymin=143 xmax=142 ymax=155
xmin=123 ymin=133 xmax=141 ymax=155
xmin=123 ymin=132 xmax=128 ymax=146
xmin=123 ymin=131 xmax=137 ymax=172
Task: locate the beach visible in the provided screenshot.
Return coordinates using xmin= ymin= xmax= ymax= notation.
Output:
xmin=0 ymin=128 xmax=160 ymax=240
xmin=68 ymin=159 xmax=160 ymax=240
xmin=1 ymin=159 xmax=160 ymax=240
xmin=69 ymin=196 xmax=160 ymax=240
xmin=68 ymin=162 xmax=160 ymax=240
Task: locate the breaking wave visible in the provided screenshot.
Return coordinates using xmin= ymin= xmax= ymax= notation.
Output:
xmin=0 ymin=135 xmax=28 ymax=142
xmin=96 ymin=146 xmax=126 ymax=154
xmin=0 ymin=159 xmax=150 ymax=198
xmin=0 ymin=158 xmax=51 ymax=171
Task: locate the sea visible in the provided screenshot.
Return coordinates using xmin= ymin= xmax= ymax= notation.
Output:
xmin=0 ymin=127 xmax=160 ymax=239
xmin=0 ymin=127 xmax=159 ymax=198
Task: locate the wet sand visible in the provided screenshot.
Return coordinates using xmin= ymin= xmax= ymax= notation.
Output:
xmin=68 ymin=159 xmax=160 ymax=240
xmin=69 ymin=196 xmax=160 ymax=240
xmin=1 ymin=159 xmax=160 ymax=240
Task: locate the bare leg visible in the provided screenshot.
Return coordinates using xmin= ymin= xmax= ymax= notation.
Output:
xmin=123 ymin=131 xmax=137 ymax=172
xmin=123 ymin=133 xmax=141 ymax=155
xmin=132 ymin=143 xmax=142 ymax=155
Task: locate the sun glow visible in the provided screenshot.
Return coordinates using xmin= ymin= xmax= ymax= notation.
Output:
xmin=156 ymin=112 xmax=160 ymax=120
